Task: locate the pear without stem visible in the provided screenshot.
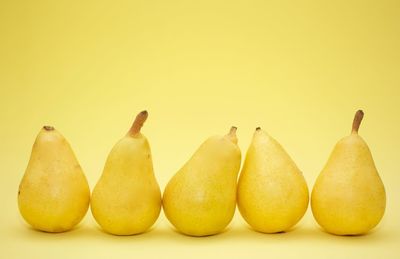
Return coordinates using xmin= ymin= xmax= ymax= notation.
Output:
xmin=18 ymin=126 xmax=90 ymax=232
xmin=163 ymin=127 xmax=241 ymax=237
xmin=311 ymin=110 xmax=386 ymax=235
xmin=237 ymin=128 xmax=309 ymax=233
xmin=91 ymin=111 xmax=162 ymax=235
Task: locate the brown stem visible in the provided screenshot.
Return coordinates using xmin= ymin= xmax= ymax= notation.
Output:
xmin=226 ymin=126 xmax=238 ymax=144
xmin=256 ymin=127 xmax=261 ymax=131
xmin=127 ymin=110 xmax=148 ymax=136
xmin=229 ymin=126 xmax=237 ymax=135
xmin=351 ymin=110 xmax=364 ymax=134
xmin=43 ymin=126 xmax=54 ymax=131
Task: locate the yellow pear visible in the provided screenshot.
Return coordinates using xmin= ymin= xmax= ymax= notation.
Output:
xmin=311 ymin=110 xmax=386 ymax=235
xmin=91 ymin=111 xmax=161 ymax=235
xmin=237 ymin=128 xmax=309 ymax=233
xmin=163 ymin=127 xmax=241 ymax=236
xmin=18 ymin=126 xmax=90 ymax=232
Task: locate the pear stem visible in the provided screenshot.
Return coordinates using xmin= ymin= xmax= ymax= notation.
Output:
xmin=256 ymin=127 xmax=261 ymax=131
xmin=43 ymin=126 xmax=54 ymax=131
xmin=226 ymin=126 xmax=238 ymax=144
xmin=127 ymin=110 xmax=148 ymax=136
xmin=351 ymin=110 xmax=364 ymax=134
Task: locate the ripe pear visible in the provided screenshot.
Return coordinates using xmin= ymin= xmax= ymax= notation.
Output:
xmin=18 ymin=126 xmax=90 ymax=233
xmin=237 ymin=128 xmax=309 ymax=233
xmin=163 ymin=127 xmax=241 ymax=236
xmin=311 ymin=110 xmax=386 ymax=235
xmin=91 ymin=111 xmax=161 ymax=235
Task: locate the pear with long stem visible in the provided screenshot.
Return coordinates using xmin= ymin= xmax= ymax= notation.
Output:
xmin=91 ymin=110 xmax=161 ymax=235
xmin=311 ymin=110 xmax=386 ymax=235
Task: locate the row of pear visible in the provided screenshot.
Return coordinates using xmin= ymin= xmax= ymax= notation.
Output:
xmin=18 ymin=110 xmax=385 ymax=237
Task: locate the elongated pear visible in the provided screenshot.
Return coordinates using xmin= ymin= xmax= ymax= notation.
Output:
xmin=18 ymin=126 xmax=90 ymax=232
xmin=163 ymin=127 xmax=241 ymax=237
xmin=311 ymin=110 xmax=386 ymax=235
xmin=237 ymin=128 xmax=309 ymax=233
xmin=91 ymin=111 xmax=161 ymax=235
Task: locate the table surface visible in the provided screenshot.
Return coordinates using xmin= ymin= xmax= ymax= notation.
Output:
xmin=2 ymin=206 xmax=400 ymax=259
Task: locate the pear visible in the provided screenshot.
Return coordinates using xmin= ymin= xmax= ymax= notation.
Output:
xmin=237 ymin=128 xmax=309 ymax=233
xmin=163 ymin=127 xmax=241 ymax=236
xmin=91 ymin=111 xmax=161 ymax=235
xmin=311 ymin=110 xmax=386 ymax=235
xmin=18 ymin=126 xmax=90 ymax=232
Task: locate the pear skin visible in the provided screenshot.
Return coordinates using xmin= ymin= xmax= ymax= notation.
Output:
xmin=91 ymin=111 xmax=161 ymax=235
xmin=163 ymin=127 xmax=241 ymax=237
xmin=237 ymin=128 xmax=309 ymax=233
xmin=311 ymin=110 xmax=386 ymax=235
xmin=18 ymin=126 xmax=90 ymax=233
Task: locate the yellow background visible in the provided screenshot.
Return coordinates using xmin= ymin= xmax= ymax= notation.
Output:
xmin=1 ymin=0 xmax=399 ymax=258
